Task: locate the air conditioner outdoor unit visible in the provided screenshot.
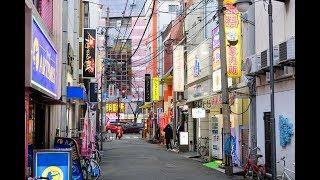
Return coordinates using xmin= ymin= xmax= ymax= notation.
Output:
xmin=260 ymin=45 xmax=280 ymax=68
xmin=244 ymin=54 xmax=261 ymax=74
xmin=279 ymin=66 xmax=294 ymax=78
xmin=279 ymin=36 xmax=295 ymax=62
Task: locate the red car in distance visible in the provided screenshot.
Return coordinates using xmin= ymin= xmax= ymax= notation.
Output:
xmin=105 ymin=122 xmax=125 ymax=133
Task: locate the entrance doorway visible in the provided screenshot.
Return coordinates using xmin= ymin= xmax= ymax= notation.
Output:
xmin=34 ymin=104 xmax=46 ymax=149
xmin=264 ymin=112 xmax=271 ymax=174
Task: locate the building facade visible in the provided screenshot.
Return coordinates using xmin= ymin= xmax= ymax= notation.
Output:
xmin=253 ymin=0 xmax=295 ymax=174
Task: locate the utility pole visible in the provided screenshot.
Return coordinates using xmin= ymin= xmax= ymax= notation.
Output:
xmin=117 ymin=97 xmax=120 ymax=122
xmin=100 ymin=7 xmax=109 ymax=151
xmin=267 ymin=0 xmax=276 ymax=178
xmin=217 ymin=0 xmax=233 ymax=176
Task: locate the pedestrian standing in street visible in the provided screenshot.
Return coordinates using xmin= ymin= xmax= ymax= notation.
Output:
xmin=163 ymin=122 xmax=173 ymax=150
xmin=116 ymin=126 xmax=123 ymax=140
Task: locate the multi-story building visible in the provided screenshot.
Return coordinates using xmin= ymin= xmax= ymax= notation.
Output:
xmin=143 ymin=0 xmax=181 ymax=139
xmin=251 ymin=0 xmax=295 ymax=175
xmin=25 ymin=0 xmax=63 ymax=177
xmin=100 ymin=0 xmax=148 ymax=123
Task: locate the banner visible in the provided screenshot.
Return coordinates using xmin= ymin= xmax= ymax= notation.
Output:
xmin=212 ymin=26 xmax=220 ymax=70
xmin=89 ymin=82 xmax=98 ymax=102
xmin=224 ymin=0 xmax=242 ymax=78
xmin=54 ymin=137 xmax=83 ymax=180
xmin=83 ymin=28 xmax=96 ymax=78
xmin=144 ymin=74 xmax=151 ymax=102
xmin=173 ymin=45 xmax=184 ymax=92
xmin=31 ymin=18 xmax=57 ymax=97
xmin=152 ymin=77 xmax=160 ymax=101
xmin=157 ymin=108 xmax=163 ymax=124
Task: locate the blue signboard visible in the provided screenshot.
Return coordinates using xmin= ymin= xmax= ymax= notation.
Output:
xmin=67 ymin=86 xmax=85 ymax=100
xmin=32 ymin=18 xmax=57 ymax=97
xmin=34 ymin=149 xmax=72 ymax=180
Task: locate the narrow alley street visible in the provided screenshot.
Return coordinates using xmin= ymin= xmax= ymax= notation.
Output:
xmin=100 ymin=134 xmax=241 ymax=180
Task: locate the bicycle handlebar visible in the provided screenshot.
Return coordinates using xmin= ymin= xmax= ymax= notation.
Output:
xmin=249 ymin=146 xmax=260 ymax=151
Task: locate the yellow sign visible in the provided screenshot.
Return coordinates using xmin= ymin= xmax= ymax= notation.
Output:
xmin=224 ymin=0 xmax=242 ymax=78
xmin=106 ymin=103 xmax=125 ymax=113
xmin=152 ymin=77 xmax=160 ymax=101
xmin=42 ymin=166 xmax=64 ymax=180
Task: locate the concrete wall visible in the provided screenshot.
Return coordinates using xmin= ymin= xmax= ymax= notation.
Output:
xmin=157 ymin=0 xmax=180 ymax=32
xmin=256 ymin=79 xmax=295 ymax=174
xmin=39 ymin=0 xmax=53 ymax=33
xmin=255 ymin=0 xmax=295 ymax=53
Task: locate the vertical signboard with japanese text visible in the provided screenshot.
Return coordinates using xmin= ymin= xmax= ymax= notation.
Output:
xmin=89 ymin=82 xmax=98 ymax=102
xmin=212 ymin=26 xmax=220 ymax=71
xmin=224 ymin=0 xmax=242 ymax=78
xmin=31 ymin=18 xmax=57 ymax=98
xmin=144 ymin=74 xmax=151 ymax=102
xmin=152 ymin=77 xmax=160 ymax=101
xmin=83 ymin=28 xmax=96 ymax=78
xmin=173 ymin=45 xmax=184 ymax=92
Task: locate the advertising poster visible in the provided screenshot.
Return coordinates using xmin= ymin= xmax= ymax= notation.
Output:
xmin=224 ymin=0 xmax=242 ymax=78
xmin=31 ymin=18 xmax=57 ymax=97
xmin=34 ymin=149 xmax=72 ymax=180
xmin=83 ymin=28 xmax=97 ymax=78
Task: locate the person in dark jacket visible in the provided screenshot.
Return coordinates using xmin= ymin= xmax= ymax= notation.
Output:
xmin=163 ymin=123 xmax=173 ymax=150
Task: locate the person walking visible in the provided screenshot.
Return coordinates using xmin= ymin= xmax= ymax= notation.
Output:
xmin=163 ymin=123 xmax=173 ymax=150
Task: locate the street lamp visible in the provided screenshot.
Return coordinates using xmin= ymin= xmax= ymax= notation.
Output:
xmin=233 ymin=0 xmax=280 ymax=179
xmin=233 ymin=0 xmax=253 ymax=12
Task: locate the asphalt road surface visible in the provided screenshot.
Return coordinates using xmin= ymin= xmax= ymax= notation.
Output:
xmin=100 ymin=134 xmax=242 ymax=180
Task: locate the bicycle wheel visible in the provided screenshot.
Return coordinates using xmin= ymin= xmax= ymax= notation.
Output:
xmin=244 ymin=166 xmax=254 ymax=179
xmin=198 ymin=146 xmax=204 ymax=156
xmin=89 ymin=159 xmax=101 ymax=180
xmin=257 ymin=166 xmax=266 ymax=180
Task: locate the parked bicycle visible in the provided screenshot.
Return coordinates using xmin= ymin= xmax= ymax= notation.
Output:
xmin=89 ymin=141 xmax=102 ymax=163
xmin=197 ymin=137 xmax=209 ymax=160
xmin=243 ymin=147 xmax=266 ymax=179
xmin=81 ymin=154 xmax=101 ymax=180
xmin=276 ymin=156 xmax=295 ymax=180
